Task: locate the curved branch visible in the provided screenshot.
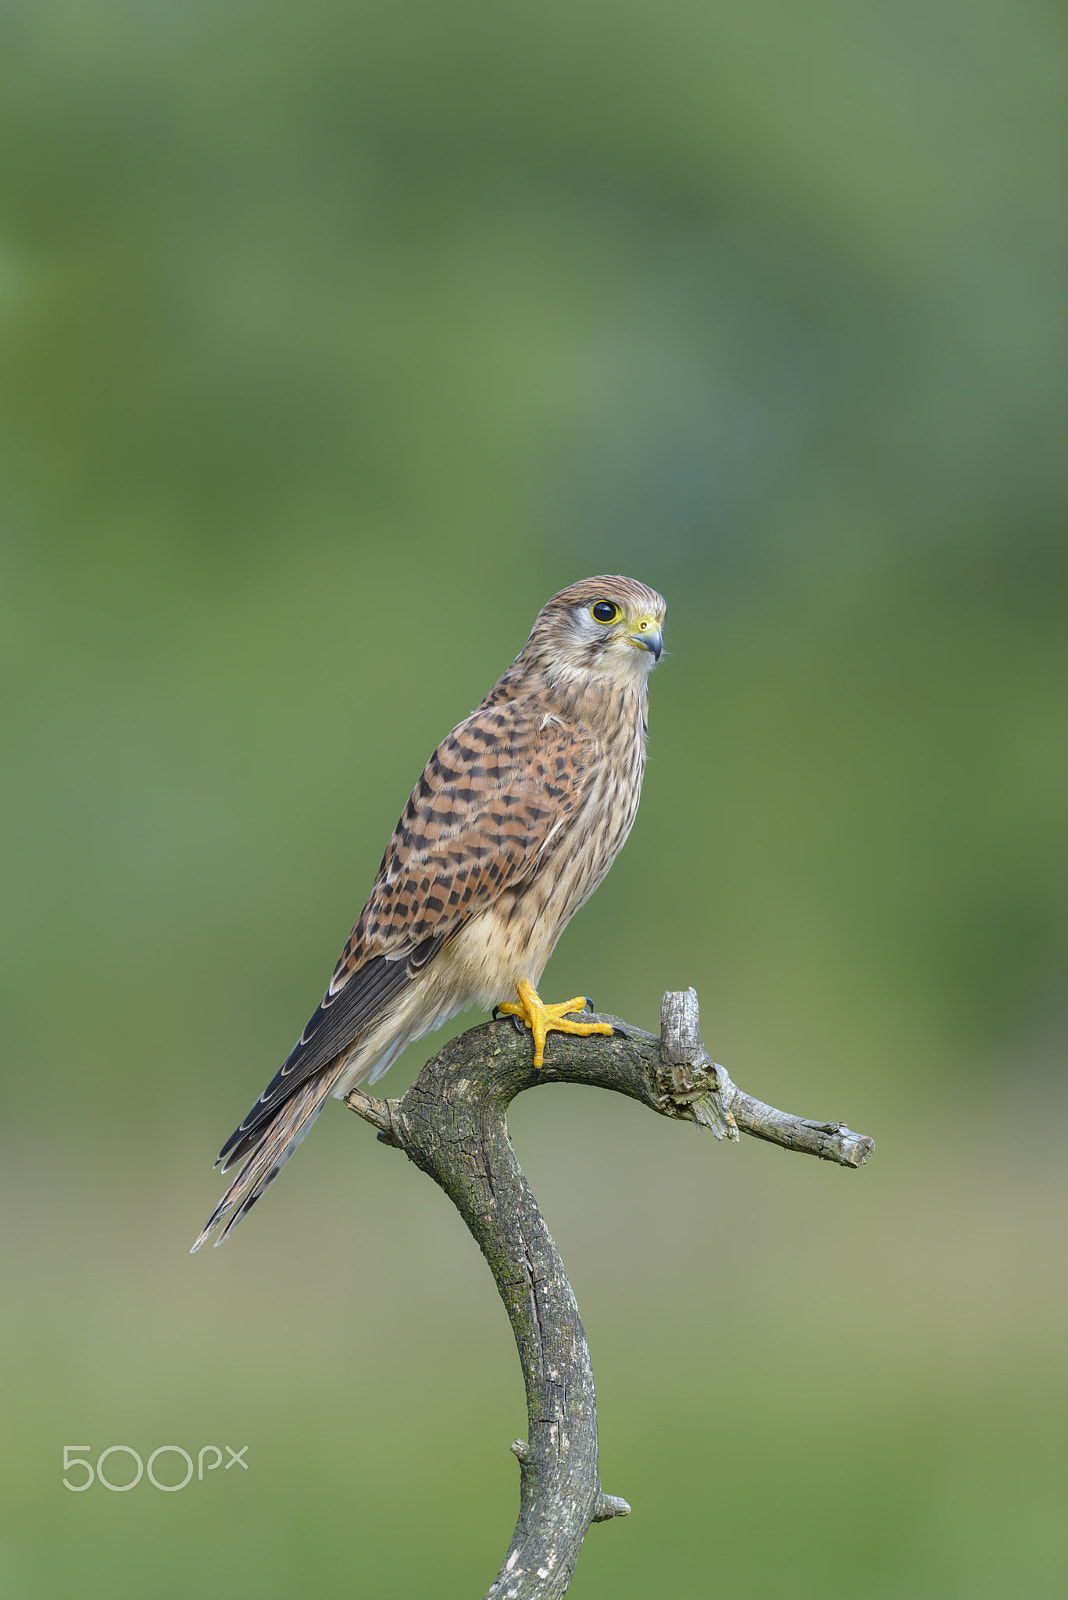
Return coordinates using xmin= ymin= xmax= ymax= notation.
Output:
xmin=345 ymin=987 xmax=874 ymax=1598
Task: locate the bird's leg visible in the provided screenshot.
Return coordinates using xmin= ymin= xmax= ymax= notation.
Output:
xmin=496 ymin=979 xmax=615 ymax=1070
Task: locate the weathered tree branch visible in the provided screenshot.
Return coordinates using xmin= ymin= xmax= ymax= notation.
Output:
xmin=345 ymin=987 xmax=874 ymax=1598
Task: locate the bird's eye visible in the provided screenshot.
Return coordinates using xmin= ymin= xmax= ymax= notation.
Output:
xmin=591 ymin=601 xmax=621 ymax=624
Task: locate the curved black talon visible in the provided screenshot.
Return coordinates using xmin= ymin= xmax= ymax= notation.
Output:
xmin=611 ymin=1026 xmax=628 ymax=1039
xmin=492 ymin=1005 xmax=502 ymax=1021
xmin=511 ymin=1014 xmax=525 ymax=1035
xmin=583 ymin=997 xmax=595 ymax=1013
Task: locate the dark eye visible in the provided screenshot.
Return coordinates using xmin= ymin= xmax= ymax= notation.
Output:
xmin=591 ymin=601 xmax=620 ymax=624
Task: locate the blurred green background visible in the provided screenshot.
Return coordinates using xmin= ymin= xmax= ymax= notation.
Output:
xmin=2 ymin=1 xmax=1066 ymax=1595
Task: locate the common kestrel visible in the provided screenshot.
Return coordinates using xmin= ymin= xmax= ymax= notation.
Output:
xmin=192 ymin=575 xmax=666 ymax=1250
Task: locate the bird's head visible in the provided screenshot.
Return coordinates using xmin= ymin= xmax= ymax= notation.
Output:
xmin=523 ymin=575 xmax=666 ymax=690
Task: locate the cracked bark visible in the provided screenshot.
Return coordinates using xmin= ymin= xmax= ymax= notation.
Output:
xmin=347 ymin=987 xmax=874 ymax=1599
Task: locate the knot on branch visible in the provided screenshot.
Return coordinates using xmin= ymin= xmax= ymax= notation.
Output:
xmin=592 ymin=1493 xmax=631 ymax=1522
xmin=656 ymin=988 xmax=739 ymax=1140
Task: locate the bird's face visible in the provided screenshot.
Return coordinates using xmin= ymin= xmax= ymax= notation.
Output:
xmin=527 ymin=576 xmax=666 ymax=688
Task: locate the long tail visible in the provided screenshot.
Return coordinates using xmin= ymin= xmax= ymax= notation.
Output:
xmin=190 ymin=1062 xmax=345 ymax=1252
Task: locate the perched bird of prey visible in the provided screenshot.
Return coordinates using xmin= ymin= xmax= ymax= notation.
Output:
xmin=192 ymin=575 xmax=665 ymax=1250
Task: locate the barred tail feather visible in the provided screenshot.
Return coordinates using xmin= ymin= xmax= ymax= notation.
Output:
xmin=190 ymin=1062 xmax=344 ymax=1252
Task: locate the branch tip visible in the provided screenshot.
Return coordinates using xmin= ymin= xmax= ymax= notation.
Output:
xmin=660 ymin=987 xmax=704 ymax=1066
xmin=593 ymin=1493 xmax=631 ymax=1522
xmin=510 ymin=1438 xmax=532 ymax=1464
xmin=344 ymin=1088 xmax=396 ymax=1140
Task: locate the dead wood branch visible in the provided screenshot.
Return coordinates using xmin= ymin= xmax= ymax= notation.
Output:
xmin=346 ymin=987 xmax=873 ymax=1598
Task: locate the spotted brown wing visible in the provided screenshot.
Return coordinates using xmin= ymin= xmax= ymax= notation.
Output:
xmin=217 ymin=695 xmax=591 ymax=1168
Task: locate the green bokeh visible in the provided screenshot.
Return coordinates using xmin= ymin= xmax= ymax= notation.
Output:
xmin=2 ymin=3 xmax=1066 ymax=1595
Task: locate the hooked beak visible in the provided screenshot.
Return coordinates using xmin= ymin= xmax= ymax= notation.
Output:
xmin=627 ymin=617 xmax=663 ymax=662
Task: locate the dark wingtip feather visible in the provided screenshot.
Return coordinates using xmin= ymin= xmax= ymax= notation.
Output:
xmin=191 ymin=1063 xmax=343 ymax=1253
xmin=211 ymin=949 xmax=428 ymax=1167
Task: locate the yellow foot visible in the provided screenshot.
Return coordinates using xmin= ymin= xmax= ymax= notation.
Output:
xmin=497 ymin=979 xmax=615 ymax=1070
